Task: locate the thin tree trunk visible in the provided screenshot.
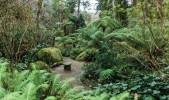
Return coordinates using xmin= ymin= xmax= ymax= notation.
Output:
xmin=132 ymin=0 xmax=137 ymax=6
xmin=77 ymin=0 xmax=80 ymax=18
xmin=35 ymin=0 xmax=43 ymax=29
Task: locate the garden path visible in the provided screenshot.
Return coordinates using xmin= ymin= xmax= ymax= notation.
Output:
xmin=51 ymin=57 xmax=90 ymax=89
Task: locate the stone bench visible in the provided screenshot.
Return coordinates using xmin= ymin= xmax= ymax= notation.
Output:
xmin=63 ymin=62 xmax=71 ymax=71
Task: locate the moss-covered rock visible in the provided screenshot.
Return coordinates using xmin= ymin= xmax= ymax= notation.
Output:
xmin=51 ymin=61 xmax=63 ymax=68
xmin=37 ymin=47 xmax=63 ymax=64
xmin=70 ymin=48 xmax=85 ymax=59
xmin=30 ymin=61 xmax=50 ymax=71
xmin=75 ymin=51 xmax=87 ymax=61
xmin=75 ymin=48 xmax=99 ymax=61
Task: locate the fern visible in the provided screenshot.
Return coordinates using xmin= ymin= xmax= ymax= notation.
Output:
xmin=22 ymin=83 xmax=37 ymax=100
xmin=61 ymin=86 xmax=83 ymax=100
xmin=0 ymin=62 xmax=8 ymax=87
xmin=10 ymin=70 xmax=30 ymax=91
xmin=1 ymin=92 xmax=23 ymax=100
xmin=0 ymin=87 xmax=7 ymax=98
xmin=0 ymin=59 xmax=130 ymax=99
xmin=50 ymin=74 xmax=60 ymax=95
xmin=45 ymin=96 xmax=57 ymax=100
xmin=110 ymin=92 xmax=130 ymax=100
xmin=87 ymin=16 xmax=122 ymax=33
xmin=58 ymin=78 xmax=75 ymax=95
xmin=99 ymin=69 xmax=114 ymax=82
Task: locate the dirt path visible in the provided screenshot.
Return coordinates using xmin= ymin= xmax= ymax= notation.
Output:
xmin=51 ymin=57 xmax=89 ymax=89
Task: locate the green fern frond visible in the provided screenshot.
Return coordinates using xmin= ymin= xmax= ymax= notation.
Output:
xmin=0 ymin=87 xmax=7 ymax=99
xmin=96 ymin=93 xmax=109 ymax=100
xmin=45 ymin=96 xmax=57 ymax=100
xmin=0 ymin=62 xmax=8 ymax=87
xmin=50 ymin=74 xmax=60 ymax=95
xmin=62 ymin=86 xmax=83 ymax=100
xmin=110 ymin=92 xmax=130 ymax=100
xmin=1 ymin=92 xmax=22 ymax=100
xmin=99 ymin=69 xmax=113 ymax=81
xmin=10 ymin=70 xmax=30 ymax=91
xmin=58 ymin=78 xmax=75 ymax=95
xmin=22 ymin=82 xmax=37 ymax=100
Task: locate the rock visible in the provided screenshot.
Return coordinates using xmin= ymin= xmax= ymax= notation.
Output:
xmin=75 ymin=51 xmax=87 ymax=61
xmin=75 ymin=48 xmax=98 ymax=61
xmin=37 ymin=47 xmax=63 ymax=64
xmin=51 ymin=61 xmax=63 ymax=68
xmin=30 ymin=61 xmax=50 ymax=71
xmin=63 ymin=62 xmax=71 ymax=71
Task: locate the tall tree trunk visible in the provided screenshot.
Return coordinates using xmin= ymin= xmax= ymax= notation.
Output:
xmin=35 ymin=0 xmax=43 ymax=29
xmin=77 ymin=0 xmax=80 ymax=18
xmin=132 ymin=0 xmax=137 ymax=6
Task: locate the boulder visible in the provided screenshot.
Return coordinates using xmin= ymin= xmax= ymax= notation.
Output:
xmin=75 ymin=51 xmax=87 ymax=61
xmin=37 ymin=47 xmax=63 ymax=64
xmin=75 ymin=48 xmax=98 ymax=61
xmin=30 ymin=61 xmax=50 ymax=71
xmin=51 ymin=61 xmax=63 ymax=68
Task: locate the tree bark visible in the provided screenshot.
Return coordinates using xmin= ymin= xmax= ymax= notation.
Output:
xmin=77 ymin=0 xmax=80 ymax=18
xmin=35 ymin=0 xmax=44 ymax=29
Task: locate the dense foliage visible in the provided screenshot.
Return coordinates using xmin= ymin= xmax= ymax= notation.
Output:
xmin=0 ymin=58 xmax=130 ymax=100
xmin=1 ymin=0 xmax=169 ymax=99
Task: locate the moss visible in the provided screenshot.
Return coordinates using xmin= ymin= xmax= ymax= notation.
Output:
xmin=30 ymin=61 xmax=50 ymax=71
xmin=75 ymin=51 xmax=87 ymax=61
xmin=51 ymin=61 xmax=63 ymax=68
xmin=75 ymin=48 xmax=98 ymax=61
xmin=37 ymin=47 xmax=63 ymax=64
